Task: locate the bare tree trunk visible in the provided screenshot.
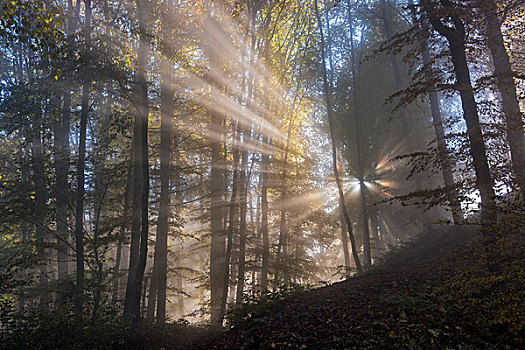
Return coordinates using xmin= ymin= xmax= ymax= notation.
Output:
xmin=315 ymin=0 xmax=362 ymax=273
xmin=479 ymin=0 xmax=525 ymax=200
xmin=74 ymin=0 xmax=92 ymax=313
xmin=146 ymin=269 xmax=158 ymax=319
xmin=149 ymin=44 xmax=174 ymax=323
xmin=112 ymin=164 xmax=132 ymax=302
xmin=359 ymin=185 xmax=370 ymax=266
xmin=239 ymin=5 xmax=258 ymax=297
xmin=124 ymin=113 xmax=143 ymax=321
xmin=423 ymin=49 xmax=464 ymax=224
xmin=236 ymin=142 xmax=248 ymax=303
xmin=260 ymin=136 xmax=270 ymax=291
xmin=174 ymin=157 xmax=184 ymax=318
xmin=346 ymin=0 xmax=372 ymax=267
xmin=177 ymin=271 xmax=184 ymax=316
xmin=325 ymin=6 xmax=351 ymax=277
xmin=92 ymin=179 xmax=106 ymax=318
xmin=235 ymin=5 xmax=253 ymax=304
xmin=141 ymin=274 xmax=149 ymax=314
xmin=209 ymin=109 xmax=226 ymax=325
xmin=124 ymin=0 xmax=151 ymax=326
xmin=339 ymin=204 xmax=351 ymax=276
xmin=249 ymin=189 xmax=256 ymax=284
xmin=54 ymin=95 xmax=70 ymax=286
xmin=19 ymin=148 xmax=30 ymax=310
xmin=370 ymin=213 xmax=380 ymax=259
xmin=55 ymin=0 xmax=79 ymax=289
xmin=33 ymin=127 xmax=49 ymax=313
xmin=175 ymin=245 xmax=184 ymax=317
xmin=408 ymin=0 xmax=463 ymax=224
xmin=275 ymin=115 xmax=296 ymax=283
xmin=255 ymin=170 xmax=262 ymax=286
xmin=219 ymin=125 xmax=241 ymax=324
xmin=425 ymin=0 xmax=496 ymax=240
xmin=91 ymin=83 xmax=113 ymax=317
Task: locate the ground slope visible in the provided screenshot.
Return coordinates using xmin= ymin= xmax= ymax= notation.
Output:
xmin=186 ymin=226 xmax=524 ymax=349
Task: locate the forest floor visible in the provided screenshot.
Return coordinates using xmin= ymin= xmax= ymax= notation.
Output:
xmin=133 ymin=225 xmax=525 ymax=350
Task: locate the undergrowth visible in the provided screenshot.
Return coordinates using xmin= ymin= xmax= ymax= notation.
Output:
xmin=226 ymin=282 xmax=321 ymax=329
xmin=342 ymin=240 xmax=525 ymax=349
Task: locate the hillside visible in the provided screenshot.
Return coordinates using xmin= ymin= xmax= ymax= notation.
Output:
xmin=175 ymin=226 xmax=524 ymax=349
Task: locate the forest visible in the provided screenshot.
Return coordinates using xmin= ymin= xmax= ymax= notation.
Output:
xmin=0 ymin=0 xmax=524 ymax=349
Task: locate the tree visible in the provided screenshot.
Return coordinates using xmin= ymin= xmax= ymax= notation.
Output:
xmin=346 ymin=0 xmax=372 ymax=267
xmin=73 ymin=0 xmax=92 ymax=312
xmin=124 ymin=0 xmax=151 ymax=325
xmin=315 ymin=0 xmax=363 ymax=273
xmin=146 ymin=0 xmax=176 ymax=325
xmin=408 ymin=0 xmax=464 ymax=224
xmin=477 ymin=0 xmax=525 ymax=201
xmin=423 ymin=0 xmax=497 ymax=239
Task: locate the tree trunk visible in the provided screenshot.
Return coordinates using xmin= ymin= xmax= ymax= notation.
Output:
xmin=54 ymin=94 xmax=70 ymax=285
xmin=260 ymin=136 xmax=270 ymax=291
xmin=146 ymin=269 xmax=158 ymax=321
xmin=479 ymin=0 xmax=525 ymax=200
xmin=92 ymin=179 xmax=106 ymax=318
xmin=339 ymin=204 xmax=351 ymax=276
xmin=175 ymin=157 xmax=184 ymax=317
xmin=124 ymin=113 xmax=143 ymax=322
xmin=347 ymin=0 xmax=371 ymax=267
xmin=426 ymin=0 xmax=496 ymax=240
xmin=423 ymin=46 xmax=464 ymax=224
xmin=326 ymin=6 xmax=351 ymax=277
xmin=370 ymin=213 xmax=380 ymax=258
xmin=209 ymin=109 xmax=226 ymax=325
xmin=315 ymin=0 xmax=362 ymax=273
xmin=255 ymin=169 xmax=262 ymax=286
xmin=124 ymin=0 xmax=151 ymax=326
xmin=177 ymin=271 xmax=184 ymax=316
xmin=235 ymin=5 xmax=253 ymax=304
xmin=112 ymin=164 xmax=132 ymax=302
xmin=359 ymin=183 xmax=370 ymax=266
xmin=239 ymin=5 xmax=258 ymax=296
xmin=55 ymin=0 xmax=79 ymax=289
xmin=32 ymin=127 xmax=49 ymax=313
xmin=275 ymin=114 xmax=296 ymax=283
xmin=408 ymin=0 xmax=463 ymax=224
xmin=149 ymin=48 xmax=173 ymax=323
xmin=19 ymin=149 xmax=30 ymax=310
xmin=236 ymin=142 xmax=248 ymax=304
xmin=92 ymin=87 xmax=113 ymax=317
xmin=141 ymin=274 xmax=149 ymax=313
xmin=74 ymin=0 xmax=92 ymax=313
xmin=219 ymin=125 xmax=241 ymax=324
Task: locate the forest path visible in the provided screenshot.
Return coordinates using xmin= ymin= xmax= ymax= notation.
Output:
xmin=183 ymin=226 xmax=499 ymax=349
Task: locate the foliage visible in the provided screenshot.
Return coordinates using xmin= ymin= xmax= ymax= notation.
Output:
xmin=0 ymin=299 xmax=124 ymax=350
xmin=344 ymin=241 xmax=525 ymax=349
xmin=226 ymin=281 xmax=317 ymax=329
